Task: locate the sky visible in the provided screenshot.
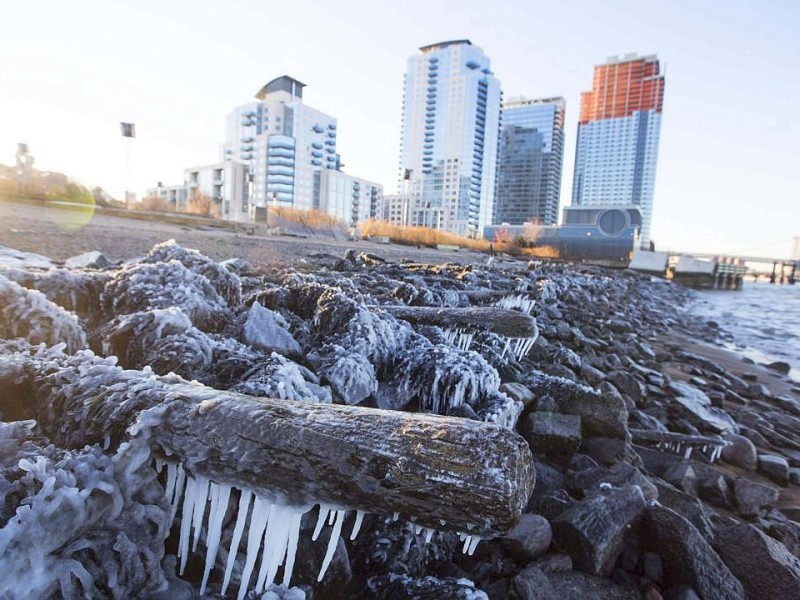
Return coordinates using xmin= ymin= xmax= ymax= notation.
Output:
xmin=1 ymin=0 xmax=798 ymax=258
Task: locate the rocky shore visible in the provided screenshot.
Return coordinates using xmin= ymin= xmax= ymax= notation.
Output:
xmin=1 ymin=230 xmax=800 ymax=599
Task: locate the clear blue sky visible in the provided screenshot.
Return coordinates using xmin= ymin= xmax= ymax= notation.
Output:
xmin=1 ymin=0 xmax=798 ymax=257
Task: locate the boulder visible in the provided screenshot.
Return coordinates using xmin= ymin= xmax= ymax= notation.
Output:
xmin=652 ymin=479 xmax=716 ymax=542
xmin=501 ymin=382 xmax=536 ymax=409
xmin=551 ymin=485 xmax=646 ymax=576
xmin=641 ymin=505 xmax=744 ymax=600
xmin=65 ymin=251 xmax=112 ymax=270
xmin=759 ymin=454 xmax=790 ymax=486
xmin=522 ymin=412 xmax=582 ymax=463
xmin=608 ymin=370 xmax=646 ymax=404
xmin=566 ymin=459 xmax=657 ymax=501
xmin=541 ymin=570 xmax=643 ymax=600
xmin=717 ymin=523 xmax=800 ymax=600
xmin=668 ymin=381 xmax=737 ymax=435
xmin=500 ymin=514 xmax=552 ymax=562
xmin=721 ymin=434 xmax=758 ymax=470
xmin=524 ymin=372 xmax=629 ymax=440
xmin=766 ymin=361 xmax=792 ymax=376
xmin=510 ymin=565 xmax=556 ymax=600
xmin=733 ymin=478 xmax=780 ymax=518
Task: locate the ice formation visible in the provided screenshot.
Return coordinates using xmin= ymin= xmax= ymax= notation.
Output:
xmin=0 ymin=274 xmax=87 ymax=353
xmin=233 ymin=352 xmax=330 ymax=403
xmin=243 ymin=301 xmax=302 ymax=357
xmin=103 ymin=260 xmax=230 ymax=330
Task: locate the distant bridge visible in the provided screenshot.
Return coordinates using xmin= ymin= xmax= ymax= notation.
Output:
xmin=666 ymin=252 xmax=798 ymax=285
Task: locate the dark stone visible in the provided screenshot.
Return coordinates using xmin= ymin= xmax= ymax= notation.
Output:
xmin=566 ymin=460 xmax=658 ymax=501
xmin=501 ymin=382 xmax=536 ymax=409
xmin=652 ymin=479 xmax=716 ymax=542
xmin=790 ymin=468 xmax=800 ymax=486
xmin=717 ymin=523 xmax=800 ymax=600
xmin=481 ymin=579 xmax=511 ymax=600
xmin=733 ymin=477 xmax=780 ymax=517
xmin=668 ymin=381 xmax=737 ymax=435
xmin=551 ymin=485 xmax=646 ymax=576
xmin=534 ymin=554 xmax=572 ymax=573
xmin=721 ymin=434 xmax=758 ymax=470
xmin=696 ymin=470 xmax=733 ymax=510
xmin=509 ymin=565 xmax=555 ymax=600
xmin=641 ymin=551 xmax=663 ymax=583
xmin=662 ymin=463 xmax=697 ymax=495
xmin=534 ymin=489 xmax=576 ymax=521
xmin=608 ymin=370 xmax=646 ymax=404
xmin=542 ymin=570 xmax=644 ymax=600
xmin=522 ymin=412 xmax=582 ymax=464
xmin=641 ymin=505 xmax=745 ymax=600
xmin=759 ymin=454 xmax=790 ymax=486
xmin=664 ymin=586 xmax=701 ymax=600
xmin=500 ymin=514 xmax=552 ymax=562
xmin=580 ymin=363 xmax=606 ymax=387
xmin=767 ymin=360 xmax=792 ymax=375
xmin=583 ymin=436 xmax=643 ymax=468
xmin=527 ymin=460 xmax=566 ymax=500
xmin=524 ymin=372 xmax=630 ymax=440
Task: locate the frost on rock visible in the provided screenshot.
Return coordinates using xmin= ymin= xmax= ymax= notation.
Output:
xmin=243 ymin=302 xmax=302 ymax=358
xmin=0 ymin=421 xmax=169 ymax=600
xmin=314 ymin=344 xmax=378 ymax=405
xmin=378 ymin=344 xmax=500 ymax=415
xmin=367 ymin=573 xmax=487 ymax=600
xmin=142 ymin=239 xmax=242 ymax=306
xmin=0 ymin=267 xmax=111 ymax=318
xmin=233 ymin=353 xmax=330 ymax=403
xmin=313 ymin=290 xmax=411 ymax=370
xmin=0 ymin=274 xmax=87 ymax=353
xmin=472 ymin=392 xmax=523 ymax=429
xmin=103 ymin=260 xmax=231 ymax=330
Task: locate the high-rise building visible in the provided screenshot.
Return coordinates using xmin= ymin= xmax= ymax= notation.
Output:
xmin=398 ymin=40 xmax=501 ymax=236
xmin=494 ymin=97 xmax=565 ymax=226
xmin=319 ymin=170 xmax=383 ymax=227
xmin=221 ymin=76 xmax=340 ymax=212
xmin=571 ymin=54 xmax=665 ymax=247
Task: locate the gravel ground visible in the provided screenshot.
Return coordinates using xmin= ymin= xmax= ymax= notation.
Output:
xmin=0 ymin=200 xmax=494 ymax=269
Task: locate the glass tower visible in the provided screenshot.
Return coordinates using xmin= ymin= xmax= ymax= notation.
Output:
xmin=398 ymin=40 xmax=501 ymax=236
xmin=494 ymin=97 xmax=565 ymax=226
xmin=571 ymin=54 xmax=665 ymax=247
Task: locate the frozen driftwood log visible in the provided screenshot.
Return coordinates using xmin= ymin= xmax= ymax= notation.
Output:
xmin=3 ymin=347 xmax=535 ymax=538
xmin=380 ymin=305 xmax=538 ymax=338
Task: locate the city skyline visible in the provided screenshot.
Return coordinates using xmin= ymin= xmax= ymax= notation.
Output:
xmin=571 ymin=54 xmax=665 ymax=248
xmin=1 ymin=0 xmax=797 ymax=257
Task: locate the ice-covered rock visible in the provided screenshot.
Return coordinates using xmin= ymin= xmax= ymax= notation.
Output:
xmin=233 ymin=353 xmax=330 ymax=403
xmin=243 ymin=302 xmax=302 ymax=357
xmin=0 ymin=274 xmax=87 ymax=353
xmin=103 ymin=260 xmax=230 ymax=330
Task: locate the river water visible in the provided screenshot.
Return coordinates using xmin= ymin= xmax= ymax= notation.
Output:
xmin=691 ymin=282 xmax=800 ymax=383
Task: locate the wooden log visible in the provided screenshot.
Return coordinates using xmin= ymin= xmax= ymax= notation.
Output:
xmin=6 ymin=350 xmax=535 ymax=537
xmin=380 ymin=305 xmax=538 ymax=338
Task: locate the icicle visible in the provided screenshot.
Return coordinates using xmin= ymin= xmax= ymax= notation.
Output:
xmin=327 ymin=509 xmax=336 ymax=526
xmin=155 ymin=457 xmax=164 ymax=473
xmin=424 ymin=528 xmax=435 ymax=543
xmin=392 ymin=511 xmax=400 ymax=522
xmin=255 ymin=504 xmax=284 ymax=593
xmin=350 ymin=510 xmax=365 ymax=541
xmin=414 ymin=524 xmax=423 ymax=535
xmin=467 ymin=536 xmax=481 ymax=556
xmin=462 ymin=535 xmax=472 ymax=554
xmin=200 ymin=483 xmax=231 ymax=594
xmin=684 ymin=447 xmax=692 ymax=459
xmin=313 ymin=505 xmax=331 ymax=541
xmin=221 ymin=489 xmax=253 ymax=596
xmin=500 ymin=337 xmax=511 ymax=359
xmin=170 ymin=464 xmax=187 ymax=527
xmin=439 ymin=519 xmax=447 ymax=526
xmin=191 ymin=476 xmax=210 ymax=552
xmin=237 ymin=495 xmax=271 ymax=600
xmin=164 ymin=463 xmax=177 ymax=507
xmin=282 ymin=512 xmax=303 ymax=586
xmin=178 ymin=476 xmax=198 ymax=575
xmin=317 ymin=509 xmax=346 ymax=582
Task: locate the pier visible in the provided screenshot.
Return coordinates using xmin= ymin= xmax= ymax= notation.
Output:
xmin=630 ymin=251 xmax=799 ymax=290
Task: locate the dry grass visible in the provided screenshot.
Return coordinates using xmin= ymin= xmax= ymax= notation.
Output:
xmin=185 ymin=191 xmax=221 ymax=218
xmin=360 ymin=219 xmax=561 ymax=258
xmin=136 ymin=195 xmax=176 ymax=213
xmin=269 ymin=206 xmax=345 ymax=229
